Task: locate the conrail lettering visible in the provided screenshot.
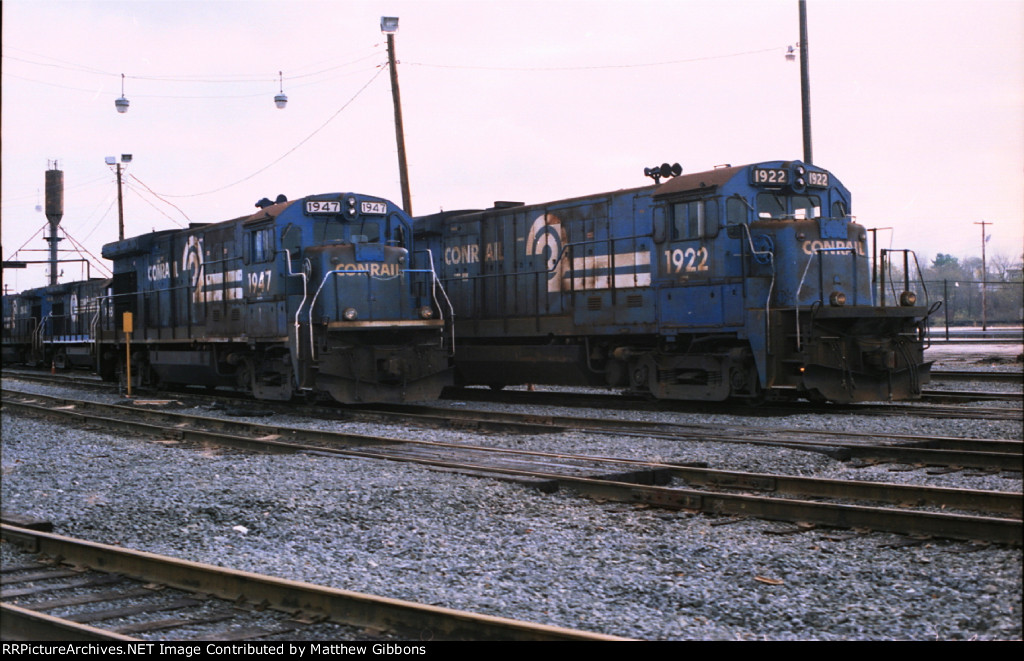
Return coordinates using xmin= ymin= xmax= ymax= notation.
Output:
xmin=444 ymin=242 xmax=504 ymax=265
xmin=802 ymin=239 xmax=865 ymax=256
xmin=147 ymin=260 xmax=171 ymax=282
xmin=334 ymin=263 xmax=402 ymax=277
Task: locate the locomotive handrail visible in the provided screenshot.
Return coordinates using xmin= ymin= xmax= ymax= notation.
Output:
xmin=90 ymin=306 xmax=102 ymax=359
xmin=880 ymin=249 xmax=930 ymax=308
xmin=307 ymin=267 xmax=440 ymax=362
xmin=738 ymin=223 xmax=776 ymax=349
xmin=794 ymin=246 xmax=856 ymax=350
xmin=281 ymin=249 xmax=310 ymax=391
xmin=19 ymin=316 xmax=39 ymax=349
xmin=421 ymin=248 xmax=455 ymax=354
xmin=33 ymin=313 xmax=51 ymax=357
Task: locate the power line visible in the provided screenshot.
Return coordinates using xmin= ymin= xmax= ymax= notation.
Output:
xmin=125 ymin=177 xmax=190 ymax=225
xmin=406 ymin=45 xmax=786 ymax=72
xmin=154 ymin=65 xmax=389 ymax=199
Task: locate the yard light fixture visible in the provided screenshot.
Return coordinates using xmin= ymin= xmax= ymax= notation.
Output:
xmin=114 ymin=73 xmax=130 ymax=113
xmin=274 ymin=71 xmax=288 ymax=109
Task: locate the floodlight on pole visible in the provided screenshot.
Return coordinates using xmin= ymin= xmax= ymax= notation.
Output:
xmin=381 ymin=16 xmax=412 ymax=213
xmin=106 ymin=154 xmax=133 ymax=240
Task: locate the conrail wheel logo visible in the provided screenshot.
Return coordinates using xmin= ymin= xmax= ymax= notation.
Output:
xmin=182 ymin=235 xmax=204 ymax=303
xmin=526 ymin=213 xmax=567 ymax=293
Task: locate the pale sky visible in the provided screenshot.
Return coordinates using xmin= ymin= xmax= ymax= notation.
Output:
xmin=3 ymin=0 xmax=1022 ymax=291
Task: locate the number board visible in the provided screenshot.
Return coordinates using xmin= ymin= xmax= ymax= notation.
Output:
xmin=751 ymin=168 xmax=788 ymax=186
xmin=360 ymin=201 xmax=387 ymax=215
xmin=807 ymin=171 xmax=830 ymax=188
xmin=305 ymin=200 xmax=341 ymax=214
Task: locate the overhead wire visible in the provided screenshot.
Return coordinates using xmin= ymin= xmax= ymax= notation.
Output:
xmin=152 ymin=64 xmax=389 ymax=198
xmin=59 ymin=229 xmax=112 ymax=278
xmin=124 ymin=181 xmax=189 ymax=227
xmin=2 ymin=40 xmax=789 ymax=211
xmin=405 ymin=45 xmax=786 ymax=71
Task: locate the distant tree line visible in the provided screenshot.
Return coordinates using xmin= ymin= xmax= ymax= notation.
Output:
xmin=912 ymin=252 xmax=1024 ymax=326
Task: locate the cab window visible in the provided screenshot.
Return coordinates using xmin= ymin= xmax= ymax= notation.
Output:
xmin=671 ymin=199 xmax=719 ymax=240
xmin=727 ymin=197 xmax=748 ymax=225
xmin=757 ymin=193 xmax=821 ymax=220
xmin=351 ymin=220 xmax=381 ymax=243
xmin=791 ymin=195 xmax=821 ymax=219
xmin=315 ymin=219 xmax=345 ymax=243
xmin=251 ymin=227 xmax=275 ymax=262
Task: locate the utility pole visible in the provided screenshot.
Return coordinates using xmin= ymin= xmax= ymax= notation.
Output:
xmin=106 ymin=155 xmax=132 ymax=241
xmin=382 ymin=16 xmax=412 ymax=214
xmin=116 ymin=162 xmax=125 ymax=241
xmin=975 ymin=220 xmax=992 ymax=331
xmin=798 ymin=0 xmax=812 ymax=164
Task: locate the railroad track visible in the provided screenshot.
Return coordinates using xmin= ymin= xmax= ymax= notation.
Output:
xmin=0 ymin=524 xmax=624 ymax=641
xmin=442 ymin=386 xmax=1023 ymax=421
xmin=3 ymin=388 xmax=1020 ymax=545
xmin=350 ymin=401 xmax=1022 ymax=471
xmin=4 ymin=369 xmax=1021 ymax=417
xmin=931 ymin=370 xmax=1023 ymax=384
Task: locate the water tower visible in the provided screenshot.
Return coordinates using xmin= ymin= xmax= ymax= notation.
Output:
xmin=45 ymin=162 xmax=64 ymax=285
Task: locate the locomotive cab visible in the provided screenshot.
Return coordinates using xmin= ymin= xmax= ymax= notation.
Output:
xmin=297 ymin=196 xmax=452 ymax=403
xmin=715 ymin=161 xmax=935 ymax=402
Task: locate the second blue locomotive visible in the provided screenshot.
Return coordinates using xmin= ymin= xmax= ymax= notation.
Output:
xmin=97 ymin=192 xmax=452 ymax=403
xmin=414 ymin=160 xmax=935 ymax=403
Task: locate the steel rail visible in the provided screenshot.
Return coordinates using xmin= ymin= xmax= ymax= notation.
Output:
xmin=3 ymin=389 xmax=1020 ymax=516
xmin=3 ymin=392 xmax=1020 ymax=545
xmin=348 ymin=403 xmax=1022 ymax=471
xmin=0 ymin=525 xmax=628 ymax=642
xmin=930 ymin=370 xmax=1024 ymax=384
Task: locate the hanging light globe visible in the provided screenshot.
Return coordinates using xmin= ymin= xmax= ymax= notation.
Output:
xmin=114 ymin=74 xmax=130 ymax=114
xmin=273 ymin=70 xmax=287 ymax=109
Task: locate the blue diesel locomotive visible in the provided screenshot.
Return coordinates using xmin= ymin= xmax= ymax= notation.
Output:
xmin=91 ymin=192 xmax=452 ymax=403
xmin=2 ymin=278 xmax=109 ymax=370
xmin=414 ymin=160 xmax=936 ymax=403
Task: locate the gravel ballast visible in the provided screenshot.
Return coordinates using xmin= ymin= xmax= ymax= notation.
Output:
xmin=1 ymin=363 xmax=1021 ymax=640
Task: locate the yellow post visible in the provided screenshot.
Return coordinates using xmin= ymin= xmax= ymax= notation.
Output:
xmin=122 ymin=312 xmax=133 ymax=398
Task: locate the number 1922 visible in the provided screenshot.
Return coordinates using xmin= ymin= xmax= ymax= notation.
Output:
xmin=664 ymin=246 xmax=709 ymax=273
